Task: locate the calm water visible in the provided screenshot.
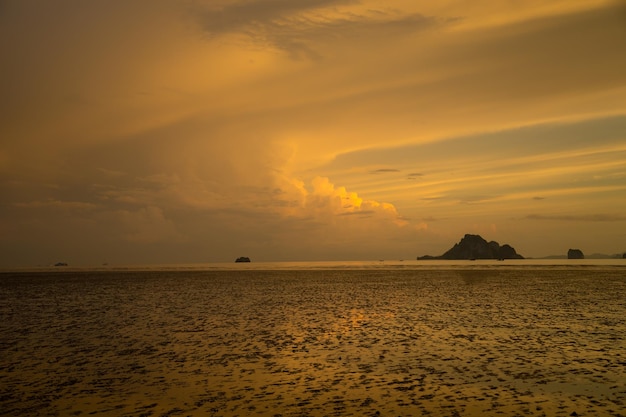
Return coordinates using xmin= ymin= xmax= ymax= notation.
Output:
xmin=1 ymin=263 xmax=625 ymax=416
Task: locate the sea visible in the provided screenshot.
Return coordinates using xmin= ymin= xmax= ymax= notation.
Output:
xmin=1 ymin=260 xmax=625 ymax=416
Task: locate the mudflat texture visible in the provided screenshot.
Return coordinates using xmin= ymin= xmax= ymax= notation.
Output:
xmin=1 ymin=267 xmax=625 ymax=416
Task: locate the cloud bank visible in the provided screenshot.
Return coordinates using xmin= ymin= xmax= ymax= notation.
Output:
xmin=1 ymin=0 xmax=625 ymax=264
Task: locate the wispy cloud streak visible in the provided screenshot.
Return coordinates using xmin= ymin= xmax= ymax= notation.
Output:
xmin=526 ymin=214 xmax=626 ymax=222
xmin=194 ymin=0 xmax=445 ymax=58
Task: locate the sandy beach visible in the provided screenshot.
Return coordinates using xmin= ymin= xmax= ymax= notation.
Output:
xmin=1 ymin=266 xmax=625 ymax=416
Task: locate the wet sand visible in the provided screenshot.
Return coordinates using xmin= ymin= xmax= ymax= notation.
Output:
xmin=1 ymin=267 xmax=625 ymax=416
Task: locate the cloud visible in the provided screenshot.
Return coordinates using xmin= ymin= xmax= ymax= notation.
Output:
xmin=526 ymin=214 xmax=626 ymax=222
xmin=370 ymin=168 xmax=400 ymax=174
xmin=457 ymin=195 xmax=499 ymax=204
xmin=194 ymin=1 xmax=445 ymax=59
xmin=13 ymin=199 xmax=98 ymax=211
xmin=322 ymin=114 xmax=626 ymax=205
xmin=292 ymin=176 xmax=405 ymax=224
xmin=110 ymin=206 xmax=185 ymax=244
xmin=270 ymin=176 xmax=428 ymax=258
xmin=197 ymin=0 xmax=349 ymax=34
xmin=338 ymin=210 xmax=375 ymax=217
xmin=1 ymin=1 xmax=625 ymax=264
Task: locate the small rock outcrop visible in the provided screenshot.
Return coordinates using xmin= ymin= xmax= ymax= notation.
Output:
xmin=567 ymin=249 xmax=584 ymax=259
xmin=418 ymin=234 xmax=524 ymax=260
xmin=235 ymin=257 xmax=251 ymax=263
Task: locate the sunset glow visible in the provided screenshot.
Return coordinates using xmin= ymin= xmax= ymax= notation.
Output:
xmin=1 ymin=0 xmax=625 ymax=265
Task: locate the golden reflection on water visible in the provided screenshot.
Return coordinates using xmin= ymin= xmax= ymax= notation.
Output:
xmin=1 ymin=268 xmax=625 ymax=416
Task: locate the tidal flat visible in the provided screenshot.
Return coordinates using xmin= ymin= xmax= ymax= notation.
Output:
xmin=1 ymin=266 xmax=625 ymax=416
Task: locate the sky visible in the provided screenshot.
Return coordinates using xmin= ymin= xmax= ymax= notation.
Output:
xmin=1 ymin=0 xmax=625 ymax=266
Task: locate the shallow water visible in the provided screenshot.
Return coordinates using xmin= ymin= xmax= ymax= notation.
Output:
xmin=1 ymin=267 xmax=625 ymax=416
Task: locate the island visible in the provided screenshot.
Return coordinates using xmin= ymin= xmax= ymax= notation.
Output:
xmin=418 ymin=234 xmax=524 ymax=260
xmin=235 ymin=257 xmax=251 ymax=263
xmin=567 ymin=249 xmax=584 ymax=259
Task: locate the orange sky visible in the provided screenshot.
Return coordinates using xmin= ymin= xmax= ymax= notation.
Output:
xmin=1 ymin=0 xmax=625 ymax=266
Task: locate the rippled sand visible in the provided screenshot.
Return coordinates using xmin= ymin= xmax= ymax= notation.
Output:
xmin=1 ymin=267 xmax=625 ymax=416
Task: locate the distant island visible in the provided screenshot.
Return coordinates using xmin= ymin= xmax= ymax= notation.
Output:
xmin=235 ymin=257 xmax=251 ymax=263
xmin=567 ymin=249 xmax=584 ymax=259
xmin=418 ymin=234 xmax=524 ymax=260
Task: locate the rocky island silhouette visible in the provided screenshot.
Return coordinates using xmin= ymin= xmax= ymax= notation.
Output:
xmin=418 ymin=234 xmax=524 ymax=260
xmin=567 ymin=249 xmax=584 ymax=259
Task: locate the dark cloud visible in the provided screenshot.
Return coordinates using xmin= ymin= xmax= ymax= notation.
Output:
xmin=338 ymin=210 xmax=375 ymax=217
xmin=196 ymin=0 xmax=349 ymax=35
xmin=457 ymin=195 xmax=497 ymax=204
xmin=194 ymin=1 xmax=446 ymax=58
xmin=276 ymin=12 xmax=446 ymax=59
xmin=370 ymin=168 xmax=400 ymax=174
xmin=526 ymin=214 xmax=626 ymax=222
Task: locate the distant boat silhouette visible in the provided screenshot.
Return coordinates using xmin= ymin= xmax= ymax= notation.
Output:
xmin=235 ymin=257 xmax=251 ymax=263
